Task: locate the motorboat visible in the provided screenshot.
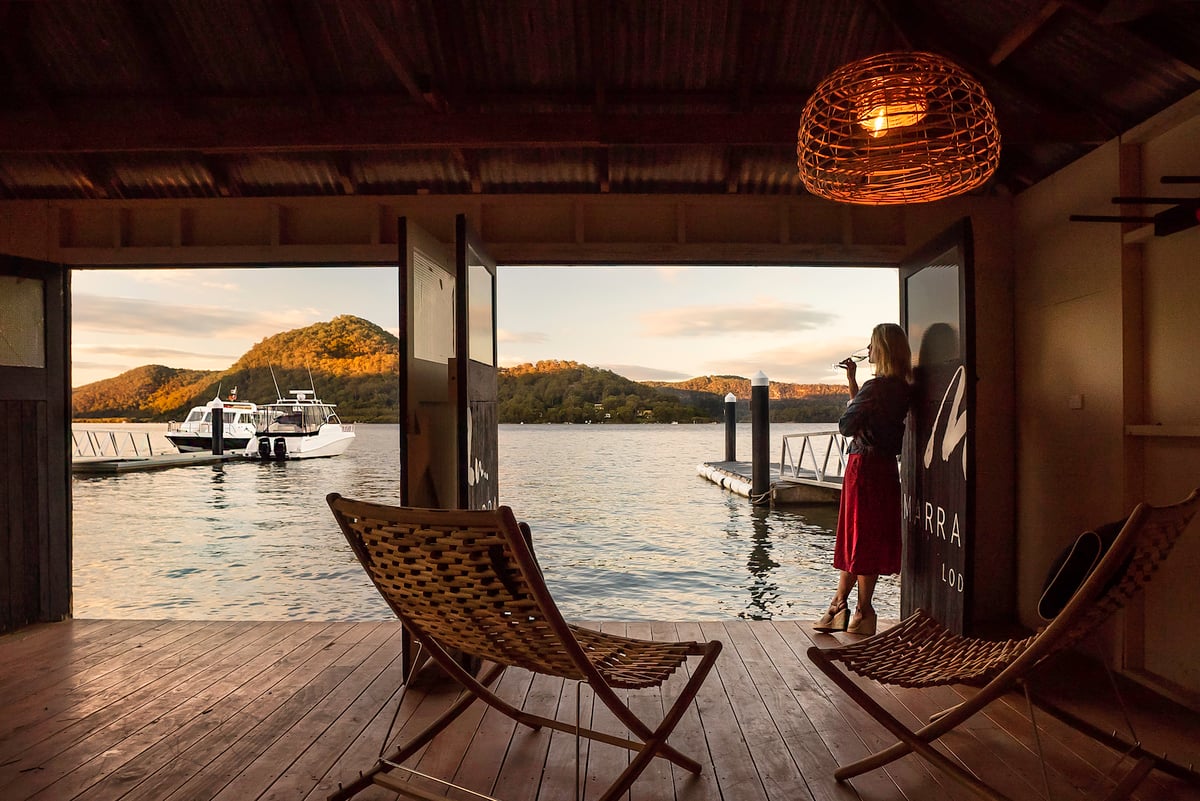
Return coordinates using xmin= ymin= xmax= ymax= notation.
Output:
xmin=243 ymin=389 xmax=355 ymax=460
xmin=165 ymin=393 xmax=258 ymax=452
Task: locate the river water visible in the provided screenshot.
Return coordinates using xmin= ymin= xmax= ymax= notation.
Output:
xmin=72 ymin=422 xmax=900 ymax=622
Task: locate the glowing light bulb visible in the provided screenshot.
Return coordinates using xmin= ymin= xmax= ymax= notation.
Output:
xmin=859 ymin=99 xmax=927 ymax=138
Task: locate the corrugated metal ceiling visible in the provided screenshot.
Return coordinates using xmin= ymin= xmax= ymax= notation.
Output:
xmin=0 ymin=0 xmax=1196 ymax=201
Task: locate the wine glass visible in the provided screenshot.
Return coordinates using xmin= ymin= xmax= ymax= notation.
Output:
xmin=832 ymin=346 xmax=869 ymax=369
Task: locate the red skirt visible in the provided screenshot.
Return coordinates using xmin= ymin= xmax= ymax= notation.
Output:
xmin=833 ymin=451 xmax=902 ymax=576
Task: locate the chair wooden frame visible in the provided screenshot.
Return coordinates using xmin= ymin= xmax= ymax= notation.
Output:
xmin=807 ymin=488 xmax=1200 ymax=801
xmin=326 ymin=493 xmax=723 ymax=801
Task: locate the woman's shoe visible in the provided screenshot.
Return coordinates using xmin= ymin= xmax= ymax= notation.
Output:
xmin=813 ymin=601 xmax=849 ymax=633
xmin=846 ymin=607 xmax=877 ymax=636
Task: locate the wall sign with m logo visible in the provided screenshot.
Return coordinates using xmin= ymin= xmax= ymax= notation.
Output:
xmin=900 ymin=220 xmax=976 ymax=636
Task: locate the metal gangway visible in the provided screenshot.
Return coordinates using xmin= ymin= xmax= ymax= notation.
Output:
xmin=72 ymin=429 xmax=160 ymax=460
xmin=778 ymin=429 xmax=849 ymax=488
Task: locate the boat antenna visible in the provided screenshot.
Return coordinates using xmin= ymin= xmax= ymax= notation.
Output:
xmin=268 ymin=363 xmax=283 ymax=399
xmin=307 ymin=365 xmax=317 ymax=393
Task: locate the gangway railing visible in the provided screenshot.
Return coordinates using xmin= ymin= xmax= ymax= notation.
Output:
xmin=779 ymin=430 xmax=849 ymax=484
xmin=72 ymin=430 xmax=159 ymax=459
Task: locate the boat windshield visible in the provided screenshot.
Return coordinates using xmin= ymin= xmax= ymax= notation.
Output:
xmin=259 ymin=404 xmax=333 ymax=434
xmin=185 ymin=409 xmax=205 ymax=423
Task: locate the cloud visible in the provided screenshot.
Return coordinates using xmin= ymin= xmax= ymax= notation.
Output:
xmin=639 ymin=304 xmax=837 ymax=337
xmin=497 ymin=328 xmax=548 ymax=344
xmin=71 ymin=293 xmax=315 ymax=339
xmin=74 ymin=343 xmax=237 ymax=362
xmin=702 ymin=339 xmax=866 ymax=385
xmin=597 ymin=363 xmax=692 ymax=382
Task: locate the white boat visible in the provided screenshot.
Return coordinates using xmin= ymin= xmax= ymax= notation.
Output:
xmin=165 ymin=394 xmax=259 ymax=453
xmin=243 ymin=389 xmax=355 ymax=460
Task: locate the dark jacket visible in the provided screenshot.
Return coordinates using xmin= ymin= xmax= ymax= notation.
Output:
xmin=838 ymin=375 xmax=911 ymax=457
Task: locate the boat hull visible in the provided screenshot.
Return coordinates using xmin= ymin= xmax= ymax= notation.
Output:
xmin=165 ymin=434 xmax=253 ymax=453
xmin=244 ymin=425 xmax=356 ymax=460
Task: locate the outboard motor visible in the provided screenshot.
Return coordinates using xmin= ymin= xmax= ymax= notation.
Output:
xmin=273 ymin=437 xmax=287 ymax=460
xmin=257 ymin=437 xmax=271 ymax=459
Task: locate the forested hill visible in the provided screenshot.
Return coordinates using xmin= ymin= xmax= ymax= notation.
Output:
xmin=644 ymin=375 xmax=848 ymax=400
xmin=73 ymin=315 xmax=401 ymax=422
xmin=497 ymin=362 xmax=848 ymax=424
xmin=72 ymin=320 xmax=848 ymax=424
xmin=498 ymin=361 xmax=711 ymax=423
xmin=645 ymin=375 xmax=849 ymax=423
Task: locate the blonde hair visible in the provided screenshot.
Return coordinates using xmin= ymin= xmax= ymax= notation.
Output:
xmin=871 ymin=323 xmax=913 ymax=382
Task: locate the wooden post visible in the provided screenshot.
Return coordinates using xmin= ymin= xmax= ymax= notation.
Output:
xmin=751 ymin=372 xmax=770 ymax=504
xmin=724 ymin=392 xmax=737 ymax=461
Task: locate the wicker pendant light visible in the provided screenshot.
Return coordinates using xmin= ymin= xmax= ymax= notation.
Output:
xmin=797 ymin=51 xmax=1001 ymax=205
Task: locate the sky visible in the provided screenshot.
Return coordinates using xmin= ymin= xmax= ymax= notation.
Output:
xmin=70 ymin=265 xmax=899 ymax=388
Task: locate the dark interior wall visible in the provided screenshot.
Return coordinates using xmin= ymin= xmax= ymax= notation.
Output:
xmin=0 ymin=259 xmax=71 ymax=633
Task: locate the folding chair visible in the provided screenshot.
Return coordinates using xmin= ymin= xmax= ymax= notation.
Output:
xmin=326 ymin=493 xmax=723 ymax=801
xmin=807 ymin=488 xmax=1200 ymax=801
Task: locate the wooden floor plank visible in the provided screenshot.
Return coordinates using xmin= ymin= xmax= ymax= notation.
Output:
xmin=585 ymin=620 xmax=632 ymax=801
xmin=0 ymin=620 xmax=135 ymax=689
xmin=41 ymin=622 xmax=346 ymax=801
xmin=698 ymin=620 xmax=816 ymax=801
xmin=3 ymin=621 xmax=271 ymax=798
xmin=0 ymin=619 xmax=152 ymax=683
xmin=1 ymin=619 xmax=1196 ymax=801
xmin=978 ymin=678 xmax=1193 ymax=800
xmin=300 ymin=649 xmax=469 ymax=801
xmin=732 ymin=620 xmax=863 ymax=801
xmin=447 ymin=665 xmax=536 ymax=800
xmin=649 ymin=621 xmax=722 ymax=801
xmin=0 ymin=620 xmax=237 ymax=751
xmin=155 ymin=623 xmax=390 ymax=801
xmin=13 ymin=620 xmax=293 ymax=801
xmin=624 ymin=620 xmax=676 ymax=801
xmin=677 ymin=620 xmax=770 ymax=801
xmin=490 ymin=669 xmax=571 ymax=801
xmin=257 ymin=624 xmax=407 ymax=801
xmin=770 ymin=621 xmax=916 ymax=801
xmin=210 ymin=624 xmax=408 ymax=801
xmin=78 ymin=622 xmax=363 ymax=801
xmin=71 ymin=621 xmax=347 ymax=801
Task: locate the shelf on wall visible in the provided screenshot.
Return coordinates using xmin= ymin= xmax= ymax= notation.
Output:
xmin=1126 ymin=425 xmax=1200 ymax=438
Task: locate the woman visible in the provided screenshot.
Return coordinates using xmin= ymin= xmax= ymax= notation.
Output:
xmin=814 ymin=322 xmax=912 ymax=636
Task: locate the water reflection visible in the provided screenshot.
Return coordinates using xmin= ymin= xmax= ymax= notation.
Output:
xmin=208 ymin=464 xmax=229 ymax=509
xmin=742 ymin=506 xmax=781 ymax=619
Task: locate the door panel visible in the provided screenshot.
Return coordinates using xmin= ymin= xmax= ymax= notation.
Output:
xmin=399 ymin=218 xmax=458 ymax=509
xmin=0 ymin=256 xmax=70 ymax=633
xmin=455 ymin=215 xmax=498 ymax=511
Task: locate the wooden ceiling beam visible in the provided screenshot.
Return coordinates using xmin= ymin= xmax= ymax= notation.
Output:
xmin=596 ymin=148 xmax=610 ymax=193
xmin=451 ymin=149 xmax=482 ymax=194
xmin=126 ymin=0 xmax=203 ymax=120
xmin=344 ymin=0 xmax=447 ymax=112
xmin=989 ymin=2 xmax=1062 ymax=66
xmin=588 ymin=0 xmax=608 ymax=113
xmin=734 ymin=0 xmax=768 ymax=111
xmin=1061 ymin=0 xmax=1200 ymax=80
xmin=267 ymin=0 xmax=326 ymax=116
xmin=0 ymin=1 xmax=56 ymax=116
xmin=0 ymin=108 xmax=1107 ymax=153
xmin=875 ymin=0 xmax=1122 ymax=138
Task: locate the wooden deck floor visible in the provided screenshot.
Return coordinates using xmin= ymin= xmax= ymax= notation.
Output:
xmin=1 ymin=619 xmax=1197 ymax=801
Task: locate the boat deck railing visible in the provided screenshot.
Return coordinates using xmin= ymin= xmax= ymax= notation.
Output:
xmin=72 ymin=429 xmax=160 ymax=459
xmin=779 ymin=429 xmax=849 ymax=483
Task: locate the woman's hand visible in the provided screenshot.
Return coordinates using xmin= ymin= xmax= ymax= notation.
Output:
xmin=838 ymin=358 xmax=858 ymax=381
